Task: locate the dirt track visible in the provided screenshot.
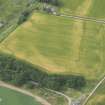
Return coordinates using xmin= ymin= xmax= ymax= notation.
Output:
xmin=0 ymin=81 xmax=51 ymax=105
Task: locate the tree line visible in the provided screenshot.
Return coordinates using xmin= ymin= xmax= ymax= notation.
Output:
xmin=38 ymin=0 xmax=61 ymax=6
xmin=0 ymin=53 xmax=86 ymax=90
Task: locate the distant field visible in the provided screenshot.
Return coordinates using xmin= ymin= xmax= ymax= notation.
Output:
xmin=60 ymin=0 xmax=105 ymax=19
xmin=60 ymin=0 xmax=84 ymax=14
xmin=0 ymin=12 xmax=105 ymax=79
xmin=0 ymin=87 xmax=41 ymax=105
xmin=88 ymin=0 xmax=105 ymax=19
xmin=86 ymin=80 xmax=105 ymax=105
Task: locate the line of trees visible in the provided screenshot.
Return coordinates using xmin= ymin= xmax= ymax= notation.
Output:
xmin=0 ymin=53 xmax=86 ymax=90
xmin=18 ymin=11 xmax=31 ymax=25
xmin=38 ymin=0 xmax=61 ymax=6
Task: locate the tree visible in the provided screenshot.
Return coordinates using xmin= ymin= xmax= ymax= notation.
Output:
xmin=18 ymin=11 xmax=30 ymax=25
xmin=38 ymin=0 xmax=60 ymax=6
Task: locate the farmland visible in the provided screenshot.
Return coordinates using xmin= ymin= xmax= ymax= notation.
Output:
xmin=1 ymin=0 xmax=105 ymax=79
xmin=1 ymin=0 xmax=105 ymax=105
xmin=0 ymin=87 xmax=41 ymax=105
xmin=0 ymin=12 xmax=105 ymax=80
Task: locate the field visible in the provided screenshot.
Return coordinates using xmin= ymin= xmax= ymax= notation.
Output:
xmin=0 ymin=12 xmax=105 ymax=80
xmin=1 ymin=0 xmax=105 ymax=105
xmin=0 ymin=87 xmax=41 ymax=105
xmin=0 ymin=0 xmax=105 ymax=81
xmin=88 ymin=0 xmax=105 ymax=19
xmin=60 ymin=0 xmax=105 ymax=19
xmin=60 ymin=0 xmax=84 ymax=14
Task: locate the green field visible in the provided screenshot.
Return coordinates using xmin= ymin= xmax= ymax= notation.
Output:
xmin=0 ymin=87 xmax=41 ymax=105
xmin=60 ymin=0 xmax=105 ymax=19
xmin=1 ymin=0 xmax=105 ymax=105
xmin=88 ymin=0 xmax=105 ymax=19
xmin=0 ymin=12 xmax=105 ymax=80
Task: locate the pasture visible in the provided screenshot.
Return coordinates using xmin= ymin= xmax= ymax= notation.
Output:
xmin=0 ymin=87 xmax=41 ymax=105
xmin=0 ymin=12 xmax=105 ymax=79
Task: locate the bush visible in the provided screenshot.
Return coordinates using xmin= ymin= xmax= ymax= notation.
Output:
xmin=18 ymin=11 xmax=30 ymax=25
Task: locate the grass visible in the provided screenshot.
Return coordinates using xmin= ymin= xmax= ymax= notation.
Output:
xmin=0 ymin=0 xmax=26 ymax=20
xmin=0 ymin=12 xmax=73 ymax=73
xmin=0 ymin=87 xmax=41 ymax=105
xmin=59 ymin=0 xmax=84 ymax=14
xmin=0 ymin=12 xmax=105 ymax=80
xmin=88 ymin=0 xmax=105 ymax=19
xmin=60 ymin=0 xmax=105 ymax=19
xmin=1 ymin=0 xmax=105 ymax=104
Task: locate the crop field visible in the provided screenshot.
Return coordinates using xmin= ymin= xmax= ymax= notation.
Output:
xmin=0 ymin=87 xmax=41 ymax=105
xmin=0 ymin=12 xmax=105 ymax=80
xmin=86 ymin=80 xmax=105 ymax=105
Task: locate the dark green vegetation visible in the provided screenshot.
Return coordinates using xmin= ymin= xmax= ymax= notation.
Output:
xmin=0 ymin=0 xmax=37 ymax=41
xmin=18 ymin=11 xmax=31 ymax=25
xmin=0 ymin=87 xmax=41 ymax=105
xmin=38 ymin=0 xmax=61 ymax=6
xmin=0 ymin=53 xmax=86 ymax=91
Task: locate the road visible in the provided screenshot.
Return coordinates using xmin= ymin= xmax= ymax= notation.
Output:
xmin=0 ymin=81 xmax=51 ymax=105
xmin=56 ymin=14 xmax=105 ymax=24
xmin=46 ymin=88 xmax=71 ymax=105
xmin=82 ymin=76 xmax=105 ymax=105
